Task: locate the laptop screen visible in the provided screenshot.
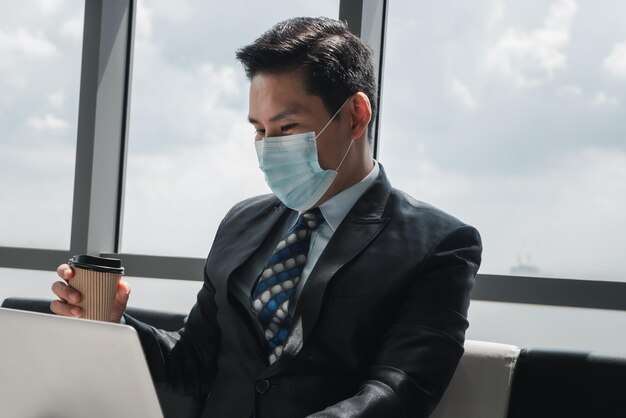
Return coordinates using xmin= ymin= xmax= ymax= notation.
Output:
xmin=0 ymin=308 xmax=163 ymax=418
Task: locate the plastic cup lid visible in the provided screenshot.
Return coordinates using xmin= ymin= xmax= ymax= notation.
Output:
xmin=68 ymin=254 xmax=124 ymax=275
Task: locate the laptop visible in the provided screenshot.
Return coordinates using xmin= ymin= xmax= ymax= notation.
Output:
xmin=0 ymin=307 xmax=164 ymax=418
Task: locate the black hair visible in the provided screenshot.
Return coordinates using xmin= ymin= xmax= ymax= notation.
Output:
xmin=236 ymin=17 xmax=377 ymax=141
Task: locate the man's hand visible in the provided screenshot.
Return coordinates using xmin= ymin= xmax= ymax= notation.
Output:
xmin=50 ymin=264 xmax=131 ymax=323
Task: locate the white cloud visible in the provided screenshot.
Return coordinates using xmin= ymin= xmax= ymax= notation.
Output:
xmin=486 ymin=0 xmax=578 ymax=89
xmin=47 ymin=91 xmax=65 ymax=108
xmin=134 ymin=0 xmax=193 ymax=48
xmin=603 ymin=41 xmax=626 ymax=81
xmin=122 ymin=38 xmax=254 ymax=256
xmin=36 ymin=0 xmax=67 ymax=15
xmin=136 ymin=1 xmax=155 ymax=41
xmin=557 ymin=84 xmax=583 ymax=97
xmin=59 ymin=15 xmax=84 ymax=42
xmin=590 ymin=92 xmax=621 ymax=107
xmin=27 ymin=114 xmax=69 ymax=131
xmin=0 ymin=143 xmax=74 ymax=249
xmin=383 ymin=145 xmax=626 ymax=281
xmin=487 ymin=0 xmax=506 ymax=30
xmin=149 ymin=0 xmax=193 ymax=23
xmin=122 ymin=122 xmax=269 ymax=257
xmin=130 ymin=35 xmax=246 ymax=145
xmin=0 ymin=28 xmax=58 ymax=57
xmin=449 ymin=78 xmax=479 ymax=109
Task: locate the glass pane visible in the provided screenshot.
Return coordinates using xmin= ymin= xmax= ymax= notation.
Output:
xmin=0 ymin=1 xmax=83 ymax=250
xmin=380 ymin=0 xmax=626 ymax=281
xmin=123 ymin=0 xmax=338 ymax=257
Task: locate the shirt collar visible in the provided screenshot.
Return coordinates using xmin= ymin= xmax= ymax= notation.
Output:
xmin=317 ymin=160 xmax=380 ymax=232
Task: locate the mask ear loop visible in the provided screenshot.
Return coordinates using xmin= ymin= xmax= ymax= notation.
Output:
xmin=314 ymin=97 xmax=353 ymax=173
xmin=315 ymin=97 xmax=350 ymax=140
xmin=334 ymin=139 xmax=354 ymax=173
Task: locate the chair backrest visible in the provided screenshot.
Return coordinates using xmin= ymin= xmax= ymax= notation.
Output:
xmin=507 ymin=348 xmax=626 ymax=418
xmin=431 ymin=340 xmax=521 ymax=418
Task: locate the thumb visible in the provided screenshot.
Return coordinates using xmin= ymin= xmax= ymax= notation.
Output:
xmin=117 ymin=280 xmax=131 ymax=301
xmin=110 ymin=280 xmax=131 ymax=323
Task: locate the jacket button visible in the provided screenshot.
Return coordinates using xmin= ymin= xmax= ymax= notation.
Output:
xmin=255 ymin=379 xmax=271 ymax=394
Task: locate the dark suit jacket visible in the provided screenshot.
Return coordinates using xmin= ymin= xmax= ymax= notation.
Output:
xmin=125 ymin=166 xmax=482 ymax=417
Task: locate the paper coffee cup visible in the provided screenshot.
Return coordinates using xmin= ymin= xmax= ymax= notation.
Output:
xmin=68 ymin=255 xmax=124 ymax=321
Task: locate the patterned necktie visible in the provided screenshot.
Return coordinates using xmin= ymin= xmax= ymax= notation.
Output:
xmin=252 ymin=208 xmax=325 ymax=364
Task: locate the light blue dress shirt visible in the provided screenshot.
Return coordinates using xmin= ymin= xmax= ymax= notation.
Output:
xmin=289 ymin=160 xmax=380 ymax=313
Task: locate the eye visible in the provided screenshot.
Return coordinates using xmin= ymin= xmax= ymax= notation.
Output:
xmin=254 ymin=128 xmax=266 ymax=138
xmin=281 ymin=123 xmax=297 ymax=132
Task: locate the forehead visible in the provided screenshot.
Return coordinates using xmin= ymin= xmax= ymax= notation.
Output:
xmin=248 ymin=70 xmax=326 ymax=122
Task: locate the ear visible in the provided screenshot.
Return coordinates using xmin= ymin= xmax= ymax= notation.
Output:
xmin=348 ymin=92 xmax=372 ymax=141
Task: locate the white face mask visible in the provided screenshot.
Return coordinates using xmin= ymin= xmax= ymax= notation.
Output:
xmin=255 ymin=100 xmax=353 ymax=211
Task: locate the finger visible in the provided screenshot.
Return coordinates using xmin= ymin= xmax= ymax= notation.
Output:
xmin=51 ymin=281 xmax=81 ymax=304
xmin=116 ymin=280 xmax=131 ymax=304
xmin=56 ymin=264 xmax=74 ymax=281
xmin=50 ymin=299 xmax=82 ymax=317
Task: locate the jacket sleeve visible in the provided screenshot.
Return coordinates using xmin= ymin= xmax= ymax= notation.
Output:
xmin=308 ymin=225 xmax=482 ymax=417
xmin=123 ymin=265 xmax=221 ymax=397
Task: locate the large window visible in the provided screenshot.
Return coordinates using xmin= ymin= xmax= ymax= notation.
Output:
xmin=3 ymin=0 xmax=626 ymax=323
xmin=379 ymin=0 xmax=626 ymax=281
xmin=0 ymin=0 xmax=84 ymax=249
xmin=122 ymin=0 xmax=339 ymax=257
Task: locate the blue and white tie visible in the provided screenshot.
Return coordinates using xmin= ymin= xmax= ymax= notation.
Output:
xmin=252 ymin=208 xmax=325 ymax=364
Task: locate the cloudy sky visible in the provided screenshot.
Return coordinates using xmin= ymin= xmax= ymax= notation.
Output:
xmin=1 ymin=0 xmax=625 ymax=281
xmin=380 ymin=0 xmax=626 ymax=281
xmin=0 ymin=0 xmax=83 ymax=249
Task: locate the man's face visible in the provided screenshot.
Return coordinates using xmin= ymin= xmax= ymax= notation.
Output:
xmin=247 ymin=70 xmax=351 ymax=171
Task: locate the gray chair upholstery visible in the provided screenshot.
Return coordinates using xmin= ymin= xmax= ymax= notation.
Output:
xmin=431 ymin=340 xmax=521 ymax=418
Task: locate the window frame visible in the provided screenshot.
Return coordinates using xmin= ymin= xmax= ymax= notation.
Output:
xmin=1 ymin=0 xmax=624 ymax=312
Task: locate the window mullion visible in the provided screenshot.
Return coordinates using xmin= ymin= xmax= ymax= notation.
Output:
xmin=70 ymin=0 xmax=133 ymax=256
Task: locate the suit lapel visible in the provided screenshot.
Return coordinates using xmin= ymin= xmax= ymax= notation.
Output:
xmin=213 ymin=196 xmax=287 ymax=283
xmin=215 ymin=196 xmax=293 ymax=359
xmin=262 ymin=166 xmax=393 ymax=377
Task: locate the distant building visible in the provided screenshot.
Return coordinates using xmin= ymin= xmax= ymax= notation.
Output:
xmin=510 ymin=256 xmax=542 ymax=276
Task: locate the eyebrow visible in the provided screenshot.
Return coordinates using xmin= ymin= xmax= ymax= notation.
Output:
xmin=248 ymin=106 xmax=306 ymax=124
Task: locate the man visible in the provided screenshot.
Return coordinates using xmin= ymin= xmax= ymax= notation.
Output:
xmin=51 ymin=17 xmax=481 ymax=417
